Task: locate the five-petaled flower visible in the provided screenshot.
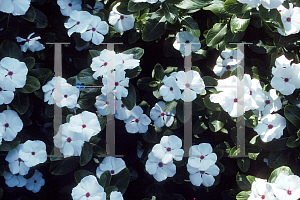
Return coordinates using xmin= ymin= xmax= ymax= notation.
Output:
xmin=96 ymin=156 xmax=126 ymax=178
xmin=16 ymin=32 xmax=45 ymax=52
xmin=124 ymin=105 xmax=151 ymax=133
xmin=1 ymin=110 xmax=23 ymax=142
xmin=187 ymin=163 xmax=220 ymax=187
xmin=173 ymin=31 xmax=201 ymax=56
xmin=272 ymin=173 xmax=300 ymax=200
xmin=64 ymin=10 xmax=94 ymax=37
xmin=277 ymin=3 xmax=300 ymax=36
xmin=0 ymin=0 xmax=31 ymax=16
xmin=25 ymin=170 xmax=45 ymax=193
xmin=237 ymin=0 xmax=284 ymax=9
xmin=188 ymin=143 xmax=217 ymax=170
xmin=19 ymin=140 xmax=47 ymax=168
xmin=150 ymin=101 xmax=176 ymax=128
xmin=5 ymin=144 xmax=30 ymax=175
xmin=3 ymin=171 xmax=27 ymax=188
xmin=57 ymin=0 xmax=82 ymax=16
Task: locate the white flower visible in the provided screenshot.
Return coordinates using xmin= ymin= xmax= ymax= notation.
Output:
xmin=64 ymin=10 xmax=93 ymax=37
xmin=91 ymin=49 xmax=116 ymax=79
xmin=272 ymin=173 xmax=300 ymax=200
xmin=151 ymin=135 xmax=184 ymax=164
xmin=188 ymin=143 xmax=217 ymax=170
xmin=150 ymin=101 xmax=176 ymax=128
xmin=115 ymin=52 xmax=140 ymax=71
xmin=71 ymin=175 xmax=106 ymax=200
xmin=132 ymin=0 xmax=165 ymax=3
xmin=248 ymin=178 xmax=277 ymax=200
xmin=81 ymin=15 xmax=109 ymax=45
xmin=3 ymin=171 xmax=27 ymax=187
xmin=277 ymin=3 xmax=300 ymax=36
xmin=271 ymin=68 xmax=300 ymax=96
xmin=0 ymin=57 xmax=28 ymax=88
xmin=42 ymin=76 xmax=68 ymax=105
xmin=124 ymin=105 xmax=151 ymax=133
xmin=176 ymin=70 xmax=205 ymax=102
xmin=173 ymin=31 xmax=201 ymax=56
xmin=187 ymin=163 xmax=219 ymax=187
xmin=95 ymin=93 xmax=115 ymax=116
xmin=159 ymin=75 xmax=181 ymax=102
xmin=96 ymin=156 xmax=126 ymax=178
xmin=57 ymin=0 xmax=82 ymax=16
xmin=0 ymin=0 xmax=30 ymax=16
xmin=68 ymin=111 xmax=101 ymax=141
xmin=16 ymin=32 xmax=45 ymax=53
xmin=19 ymin=140 xmax=47 ymax=168
xmin=53 ymin=123 xmax=85 ymax=158
xmin=110 ymin=191 xmax=124 ymax=200
xmin=253 ymin=113 xmax=286 ymax=143
xmin=145 ymin=152 xmax=176 ymax=182
xmin=5 ymin=144 xmax=30 ymax=175
xmin=0 ymin=76 xmax=15 ymax=105
xmin=221 ymin=48 xmax=244 ymax=64
xmin=237 ymin=0 xmax=284 ymax=9
xmin=86 ymin=1 xmax=104 ymax=14
xmin=115 ymin=99 xmax=131 ymax=120
xmin=108 ymin=2 xmax=135 ymax=33
xmin=244 ymin=74 xmax=265 ymax=111
xmin=25 ymin=170 xmax=45 ymax=193
xmin=56 ymin=83 xmax=80 ymax=109
xmin=257 ymin=89 xmax=282 ymax=116
xmin=1 ymin=110 xmax=23 ymax=142
xmin=101 ymin=70 xmax=129 ymax=100
xmin=213 ymin=56 xmax=237 ymax=77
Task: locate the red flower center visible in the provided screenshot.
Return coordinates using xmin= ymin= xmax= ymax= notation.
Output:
xmin=92 ymin=27 xmax=96 ymax=32
xmin=279 ymin=10 xmax=282 ymax=12
xmin=31 ymin=152 xmax=35 ymax=155
xmin=120 ymin=15 xmax=124 ymax=20
xmin=161 ymin=113 xmax=165 ymax=116
xmin=76 ymin=21 xmax=80 ymax=25
xmin=68 ymin=3 xmax=72 ymax=6
xmin=8 ymin=71 xmax=13 ymax=76
xmin=250 ymin=91 xmax=252 ymax=95
xmin=166 ymin=147 xmax=171 ymax=152
xmin=86 ymin=192 xmax=90 ymax=197
xmin=226 ymin=65 xmax=231 ymax=70
xmin=34 ymin=180 xmax=37 ymax=183
xmin=200 ymin=155 xmax=205 ymax=160
xmin=121 ymin=104 xmax=125 ymax=108
xmin=26 ymin=39 xmax=30 ymax=42
xmin=185 ymin=83 xmax=190 ymax=88
xmin=122 ymin=60 xmax=124 ymax=63
xmin=4 ymin=123 xmax=9 ymax=128
xmin=185 ymin=40 xmax=190 ymax=44
xmin=106 ymin=101 xmax=109 ymax=105
xmin=234 ymin=98 xmax=238 ymax=103
xmin=67 ymin=137 xmax=72 ymax=143
xmin=64 ymin=94 xmax=68 ymax=98
xmin=200 ymin=171 xmax=205 ymax=174
xmin=230 ymin=56 xmax=233 ymax=59
xmin=82 ymin=124 xmax=86 ymax=128
xmin=287 ymin=17 xmax=291 ymax=22
xmin=115 ymin=82 xmax=119 ymax=86
xmin=135 ymin=119 xmax=139 ymax=123
xmin=170 ymin=87 xmax=173 ymax=91
xmin=103 ymin=62 xmax=107 ymax=66
xmin=268 ymin=124 xmax=273 ymax=129
xmin=284 ymin=78 xmax=289 ymax=82
xmin=265 ymin=100 xmax=270 ymax=104
xmin=287 ymin=190 xmax=292 ymax=195
xmin=261 ymin=195 xmax=265 ymax=199
xmin=0 ymin=87 xmax=2 ymax=92
xmin=110 ymin=170 xmax=115 ymax=174
xmin=158 ymin=162 xmax=163 ymax=167
xmin=18 ymin=158 xmax=22 ymax=162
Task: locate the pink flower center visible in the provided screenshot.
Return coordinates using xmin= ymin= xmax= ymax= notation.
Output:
xmin=161 ymin=113 xmax=165 ymax=116
xmin=287 ymin=190 xmax=292 ymax=195
xmin=76 ymin=21 xmax=80 ymax=25
xmin=234 ymin=98 xmax=238 ymax=103
xmin=158 ymin=162 xmax=163 ymax=167
xmin=170 ymin=87 xmax=173 ymax=91
xmin=82 ymin=124 xmax=86 ymax=128
xmin=230 ymin=56 xmax=233 ymax=59
xmin=200 ymin=171 xmax=205 ymax=174
xmin=115 ymin=82 xmax=119 ymax=86
xmin=279 ymin=10 xmax=282 ymax=12
xmin=8 ymin=71 xmax=13 ymax=76
xmin=200 ymin=155 xmax=205 ymax=160
xmin=92 ymin=27 xmax=96 ymax=32
xmin=135 ymin=119 xmax=139 ymax=123
xmin=250 ymin=91 xmax=252 ymax=95
xmin=287 ymin=17 xmax=291 ymax=22
xmin=31 ymin=152 xmax=35 ymax=155
xmin=110 ymin=170 xmax=115 ymax=174
xmin=265 ymin=100 xmax=270 ymax=104
xmin=67 ymin=137 xmax=72 ymax=143
xmin=86 ymin=192 xmax=90 ymax=197
xmin=122 ymin=60 xmax=124 ymax=64
xmin=26 ymin=39 xmax=30 ymax=42
xmin=18 ymin=158 xmax=22 ymax=162
xmin=166 ymin=147 xmax=171 ymax=152
xmin=0 ymin=87 xmax=2 ymax=92
xmin=106 ymin=101 xmax=109 ymax=105
xmin=64 ymin=94 xmax=68 ymax=98
xmin=103 ymin=62 xmax=107 ymax=66
xmin=120 ymin=15 xmax=124 ymax=20
xmin=121 ymin=104 xmax=125 ymax=108
xmin=284 ymin=78 xmax=289 ymax=82
xmin=68 ymin=3 xmax=72 ymax=6
xmin=185 ymin=40 xmax=190 ymax=44
xmin=226 ymin=65 xmax=231 ymax=70
xmin=185 ymin=83 xmax=190 ymax=88
xmin=261 ymin=195 xmax=265 ymax=199
xmin=268 ymin=124 xmax=273 ymax=129
xmin=4 ymin=123 xmax=9 ymax=128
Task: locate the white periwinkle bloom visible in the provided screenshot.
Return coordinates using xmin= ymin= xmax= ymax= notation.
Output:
xmin=64 ymin=10 xmax=93 ymax=37
xmin=3 ymin=171 xmax=27 ymax=187
xmin=1 ymin=110 xmax=23 ymax=142
xmin=115 ymin=52 xmax=140 ymax=71
xmin=213 ymin=56 xmax=237 ymax=77
xmin=160 ymin=75 xmax=181 ymax=102
xmin=151 ymin=135 xmax=184 ymax=164
xmin=91 ymin=49 xmax=116 ymax=79
xmin=277 ymin=3 xmax=300 ymax=36
xmin=173 ymin=31 xmax=201 ymax=56
xmin=124 ymin=105 xmax=151 ymax=134
xmin=81 ymin=15 xmax=109 ymax=45
xmin=187 ymin=163 xmax=220 ymax=187
xmin=110 ymin=191 xmax=124 ymax=200
xmin=0 ymin=76 xmax=15 ymax=105
xmin=254 ymin=113 xmax=286 ymax=143
xmin=57 ymin=0 xmax=82 ymax=16
xmin=244 ymin=74 xmax=265 ymax=111
xmin=188 ymin=143 xmax=217 ymax=170
xmin=16 ymin=32 xmax=45 ymax=53
xmin=96 ymin=156 xmax=126 ymax=178
xmin=132 ymin=0 xmax=165 ymax=3
xmin=55 ymin=83 xmax=80 ymax=109
xmin=5 ymin=144 xmax=30 ymax=175
xmin=0 ymin=57 xmax=28 ymax=88
xmin=53 ymin=123 xmax=85 ymax=157
xmin=68 ymin=111 xmax=101 ymax=141
xmin=145 ymin=152 xmax=176 ymax=182
xmin=72 ymin=175 xmax=106 ymax=200
xmin=273 ymin=173 xmax=300 ymax=200
xmin=0 ymin=0 xmax=31 ymax=16
xmin=257 ymin=89 xmax=282 ymax=116
xmin=237 ymin=0 xmax=284 ymax=9
xmin=25 ymin=170 xmax=45 ymax=193
xmin=42 ymin=76 xmax=68 ymax=105
xmin=248 ymin=178 xmax=277 ymax=200
xmin=95 ymin=93 xmax=115 ymax=116
xmin=115 ymin=99 xmax=131 ymax=120
xmin=86 ymin=1 xmax=104 ymax=14
xmin=19 ymin=140 xmax=47 ymax=168
xmin=176 ymin=70 xmax=205 ymax=102
xmin=150 ymin=101 xmax=176 ymax=128
xmin=108 ymin=2 xmax=135 ymax=33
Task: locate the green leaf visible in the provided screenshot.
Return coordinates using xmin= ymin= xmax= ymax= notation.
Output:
xmin=164 ymin=100 xmax=177 ymax=112
xmin=122 ymin=83 xmax=136 ymax=110
xmin=206 ymin=23 xmax=228 ymax=47
xmin=142 ymin=9 xmax=166 ymax=42
xmin=209 ymin=111 xmax=226 ymax=132
xmin=22 ymin=57 xmax=35 ymax=71
xmin=77 ymin=68 xmax=100 ymax=85
xmin=153 ymin=63 xmax=164 ymax=81
xmin=78 ymin=98 xmax=96 ymax=109
xmin=28 ymin=68 xmax=52 ymax=85
xmin=128 ymin=29 xmax=141 ymax=44
xmin=175 ymin=0 xmax=211 ymax=10
xmin=162 ymin=3 xmax=178 ymax=24
xmin=230 ymin=14 xmax=250 ymax=33
xmin=79 ymin=87 xmax=101 ymax=99
xmin=117 ymin=0 xmax=135 ymax=15
xmin=256 ymin=137 xmax=289 ymax=152
xmin=286 ymin=135 xmax=300 ymax=148
xmin=80 ymin=142 xmax=93 ymax=166
xmin=137 ymin=77 xmax=156 ymax=91
xmin=236 ymin=172 xmax=251 ymax=191
xmin=203 ymin=0 xmax=232 ymax=18
xmin=11 ymin=92 xmax=29 ymax=115
xmin=236 ymin=191 xmax=251 ymax=200
xmin=203 ymin=95 xmax=221 ymax=111
xmin=268 ymin=166 xmax=292 ymax=183
xmin=202 ymin=76 xmax=217 ymax=87
xmin=45 ymin=104 xmax=54 ymax=118
xmin=284 ymin=105 xmax=300 ymax=129
xmin=74 ymin=170 xmax=94 ymax=183
xmin=0 ymin=137 xmax=21 ymax=151
xmin=224 ymin=0 xmax=250 ymax=14
xmin=89 ymin=50 xmax=100 ymax=58
xmin=111 ymin=168 xmax=130 ymax=194
xmin=268 ymin=149 xmax=292 ymax=168
xmin=105 ymin=186 xmax=119 ymax=197
xmin=145 ymin=183 xmax=167 ymax=200
xmin=176 ymin=101 xmax=187 ymax=123
xmin=18 ymin=76 xmax=40 ymax=93
xmin=237 ymin=157 xmax=250 ymax=172
xmin=246 ymin=175 xmax=256 ymax=185
xmin=193 ymin=120 xmax=208 ymax=134
xmin=180 ymin=16 xmax=200 ymax=38
xmin=22 ymin=5 xmax=36 ymax=22
xmin=141 ymin=130 xmax=158 ymax=143
xmin=0 ymin=39 xmax=23 ymax=60
xmin=244 ymin=110 xmax=258 ymax=128
xmin=122 ymin=47 xmax=144 ymax=59
xmin=259 ymin=5 xmax=285 ymax=31
xmin=99 ymin=171 xmax=111 ymax=189
xmin=33 ymin=7 xmax=48 ymax=28
xmin=128 ymin=0 xmax=149 ymax=12
xmin=49 ymin=157 xmax=80 ymax=175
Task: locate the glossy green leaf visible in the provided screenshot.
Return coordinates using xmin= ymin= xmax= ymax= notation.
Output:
xmin=22 ymin=5 xmax=36 ymax=22
xmin=128 ymin=0 xmax=149 ymax=12
xmin=230 ymin=14 xmax=250 ymax=33
xmin=99 ymin=170 xmax=111 ymax=189
xmin=284 ymin=105 xmax=300 ymax=129
xmin=11 ymin=92 xmax=29 ymax=115
xmin=122 ymin=47 xmax=144 ymax=59
xmin=142 ymin=9 xmax=166 ymax=42
xmin=122 ymin=83 xmax=136 ymax=110
xmin=224 ymin=0 xmax=250 ymax=14
xmin=18 ymin=76 xmax=40 ymax=93
xmin=236 ymin=172 xmax=251 ymax=191
xmin=0 ymin=137 xmax=21 ymax=151
xmin=162 ymin=3 xmax=178 ymax=24
xmin=206 ymin=23 xmax=227 ymax=47
xmin=22 ymin=57 xmax=35 ymax=71
xmin=237 ymin=157 xmax=250 ymax=172
xmin=110 ymin=168 xmax=130 ymax=194
xmin=49 ymin=157 xmax=80 ymax=175
xmin=164 ymin=100 xmax=177 ymax=112
xmin=175 ymin=0 xmax=211 ymax=10
xmin=0 ymin=39 xmax=23 ymax=60
xmin=180 ymin=16 xmax=200 ymax=38
xmin=74 ymin=170 xmax=94 ymax=183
